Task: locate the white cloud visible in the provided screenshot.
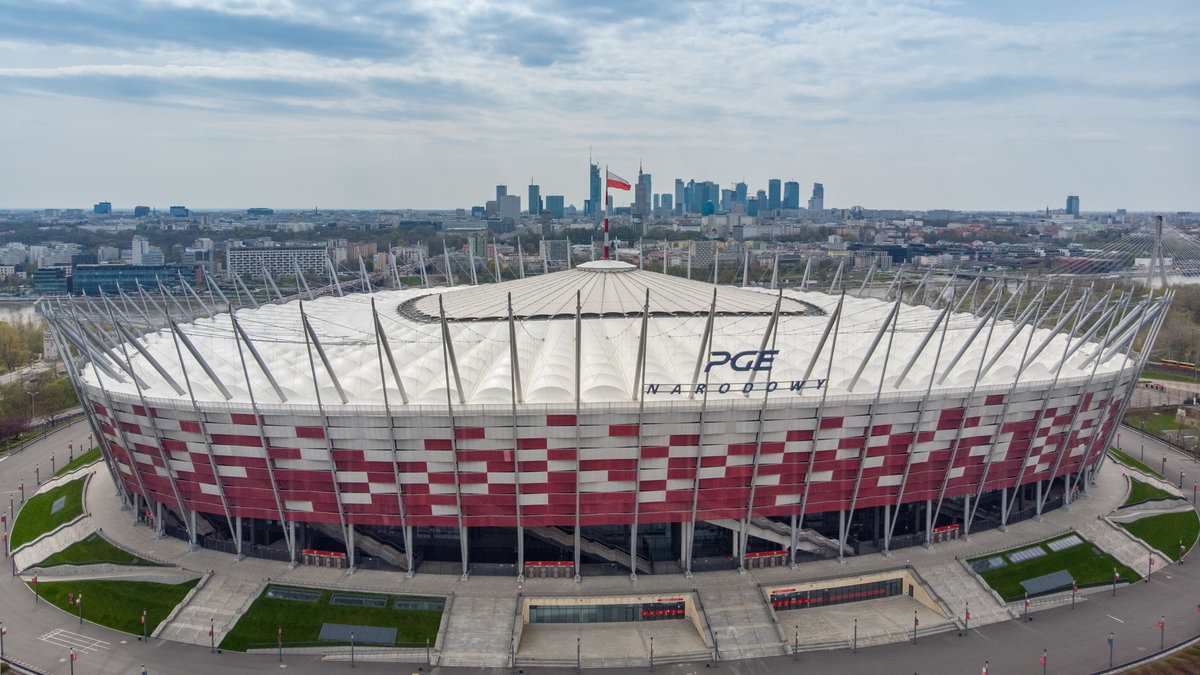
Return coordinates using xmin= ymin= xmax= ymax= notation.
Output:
xmin=0 ymin=0 xmax=1196 ymax=210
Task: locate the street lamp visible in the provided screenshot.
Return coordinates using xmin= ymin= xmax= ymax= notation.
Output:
xmin=1158 ymin=616 xmax=1165 ymax=651
xmin=350 ymin=631 xmax=355 ymax=669
xmin=912 ymin=611 xmax=918 ymax=644
xmin=25 ymin=390 xmax=36 ymax=422
xmin=1108 ymin=632 xmax=1114 ymax=668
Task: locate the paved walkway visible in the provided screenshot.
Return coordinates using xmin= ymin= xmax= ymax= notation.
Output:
xmin=3 ymin=418 xmax=1199 ymax=674
xmin=68 ymin=442 xmax=1172 ymax=664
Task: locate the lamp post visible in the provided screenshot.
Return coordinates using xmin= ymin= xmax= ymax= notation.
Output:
xmin=1024 ymin=592 xmax=1031 ymax=621
xmin=1 ymin=621 xmax=6 ymax=659
xmin=793 ymin=625 xmax=798 ymax=659
xmin=964 ymin=603 xmax=970 ymax=634
xmin=649 ymin=635 xmax=654 ymax=672
xmin=350 ymin=631 xmax=355 ymax=669
xmin=141 ymin=609 xmax=147 ymax=641
xmin=1112 ymin=568 xmax=1119 ymax=596
xmin=210 ymin=617 xmax=215 ymax=653
xmin=1161 ymin=455 xmax=1167 ymax=477
xmin=912 ymin=611 xmax=918 ymax=644
xmin=69 ymin=648 xmax=76 ymax=675
xmin=576 ymin=636 xmax=581 ymax=673
xmin=78 ymin=592 xmax=83 ymax=625
xmin=26 ymin=391 xmax=36 ymax=423
xmin=1041 ymin=648 xmax=1047 ymax=675
xmin=1108 ymin=632 xmax=1114 ymax=668
xmin=1148 ymin=555 xmax=1154 ymax=581
xmin=1158 ymin=616 xmax=1165 ymax=651
xmin=1180 ymin=471 xmax=1185 ymax=489
xmin=277 ymin=626 xmax=282 ymax=662
xmin=853 ymin=618 xmax=857 ymax=653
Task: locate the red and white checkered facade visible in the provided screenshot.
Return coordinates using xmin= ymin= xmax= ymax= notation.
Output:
xmin=86 ymin=374 xmax=1130 ymax=529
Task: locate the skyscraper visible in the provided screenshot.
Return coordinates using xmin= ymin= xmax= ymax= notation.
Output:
xmin=634 ymin=166 xmax=651 ymax=218
xmin=499 ymin=194 xmax=520 ymax=221
xmin=783 ymin=181 xmax=800 ymax=210
xmin=1066 ymin=195 xmax=1080 ymax=218
xmin=674 ymin=179 xmax=685 ymax=216
xmin=545 ymin=195 xmax=565 ymax=219
xmin=808 ymin=183 xmax=824 ymax=211
xmin=528 ymin=184 xmax=542 ymax=215
xmin=768 ymin=179 xmax=781 ymax=212
xmin=496 ymin=185 xmax=508 ymax=204
xmin=734 ymin=182 xmax=748 ymax=206
xmin=587 ymin=163 xmax=601 ymax=216
xmin=93 ymin=201 xmax=112 ymax=215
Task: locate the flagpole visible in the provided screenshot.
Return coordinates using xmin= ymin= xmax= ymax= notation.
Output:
xmin=604 ymin=165 xmax=610 ymax=260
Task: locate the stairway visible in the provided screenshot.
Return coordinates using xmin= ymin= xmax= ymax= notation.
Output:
xmin=438 ymin=595 xmax=519 ymax=667
xmin=309 ymin=522 xmax=409 ymax=569
xmin=696 ymin=585 xmax=786 ymax=660
xmin=154 ymin=575 xmax=264 ymax=646
xmin=706 ymin=518 xmax=846 ymax=555
xmin=527 ymin=526 xmax=652 ymax=574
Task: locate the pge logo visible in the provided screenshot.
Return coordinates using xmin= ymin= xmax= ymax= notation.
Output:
xmin=704 ymin=350 xmax=778 ymax=373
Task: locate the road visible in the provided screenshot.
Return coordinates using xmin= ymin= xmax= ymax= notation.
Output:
xmin=0 ymin=421 xmax=1196 ymax=674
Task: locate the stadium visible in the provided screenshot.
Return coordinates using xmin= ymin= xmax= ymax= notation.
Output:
xmin=44 ymin=260 xmax=1169 ymax=579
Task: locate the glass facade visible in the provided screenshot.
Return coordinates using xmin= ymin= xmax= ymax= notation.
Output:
xmin=529 ymin=600 xmax=685 ymax=624
xmin=770 ymin=577 xmax=902 ymax=610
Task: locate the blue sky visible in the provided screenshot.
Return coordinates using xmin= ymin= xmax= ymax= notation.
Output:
xmin=0 ymin=0 xmax=1196 ymax=212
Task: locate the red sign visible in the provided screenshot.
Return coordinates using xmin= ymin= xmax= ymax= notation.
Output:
xmin=657 ymin=598 xmax=684 ymax=603
xmin=744 ymin=550 xmax=788 ymax=558
xmin=525 ymin=561 xmax=572 ymax=566
xmin=301 ymin=549 xmax=346 ymax=558
xmin=932 ymin=525 xmax=960 ymax=533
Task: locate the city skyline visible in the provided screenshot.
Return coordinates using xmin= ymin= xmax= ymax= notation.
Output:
xmin=0 ymin=1 xmax=1197 ymax=211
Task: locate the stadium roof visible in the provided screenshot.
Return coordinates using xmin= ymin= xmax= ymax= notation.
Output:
xmin=78 ymin=262 xmax=1133 ymax=407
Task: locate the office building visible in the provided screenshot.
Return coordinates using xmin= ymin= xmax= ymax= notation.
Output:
xmin=587 ymin=164 xmax=601 ymax=216
xmin=528 ymin=184 xmax=542 ymax=216
xmin=93 ymin=201 xmax=112 ymax=215
xmin=808 ymin=183 xmax=824 ymax=211
xmin=783 ymin=181 xmax=800 ymax=210
xmin=499 ymin=194 xmax=521 ymax=221
xmin=768 ymin=179 xmax=781 ymax=212
xmin=496 ymin=185 xmax=507 ymax=204
xmin=225 ymin=245 xmax=329 ymax=280
xmin=133 ymin=206 xmax=151 ymax=217
xmin=545 ymin=195 xmax=565 ymax=219
xmin=168 ymin=205 xmax=190 ymax=218
xmin=72 ymin=264 xmax=189 ymax=296
xmin=1066 ymin=195 xmax=1080 ymax=218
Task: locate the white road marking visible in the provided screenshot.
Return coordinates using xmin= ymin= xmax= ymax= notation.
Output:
xmin=39 ymin=629 xmax=111 ymax=653
xmin=1106 ymin=614 xmax=1125 ymax=623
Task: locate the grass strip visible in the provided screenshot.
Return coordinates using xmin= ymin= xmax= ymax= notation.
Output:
xmin=1110 ymin=447 xmax=1164 ymax=479
xmin=54 ymin=447 xmax=101 ymax=477
xmin=10 ymin=477 xmax=86 ymax=548
xmin=970 ymin=533 xmax=1140 ymax=601
xmin=1119 ymin=511 xmax=1200 ymax=562
xmin=27 ymin=578 xmax=198 ymax=634
xmin=220 ymin=586 xmax=441 ymax=652
xmin=38 ymin=532 xmax=161 ymax=567
xmin=1126 ymin=479 xmax=1174 ymax=506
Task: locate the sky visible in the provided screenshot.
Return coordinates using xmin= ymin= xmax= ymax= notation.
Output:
xmin=0 ymin=0 xmax=1197 ymax=213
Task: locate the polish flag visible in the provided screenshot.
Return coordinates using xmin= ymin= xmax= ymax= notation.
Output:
xmin=606 ymin=170 xmax=632 ymax=191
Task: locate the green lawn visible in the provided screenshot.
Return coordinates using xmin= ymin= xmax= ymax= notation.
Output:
xmin=10 ymin=477 xmax=87 ymax=548
xmin=1124 ymin=409 xmax=1187 ymax=437
xmin=54 ymin=447 xmax=101 ymax=477
xmin=28 ymin=578 xmax=198 ymax=634
xmin=220 ymin=586 xmax=442 ymax=652
xmin=1109 ymin=447 xmax=1164 ymax=479
xmin=38 ymin=532 xmax=160 ymax=567
xmin=1119 ymin=511 xmax=1200 ymax=562
xmin=970 ymin=532 xmax=1140 ymax=601
xmin=1126 ymin=479 xmax=1174 ymax=506
xmin=1141 ymin=368 xmax=1200 ymax=385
